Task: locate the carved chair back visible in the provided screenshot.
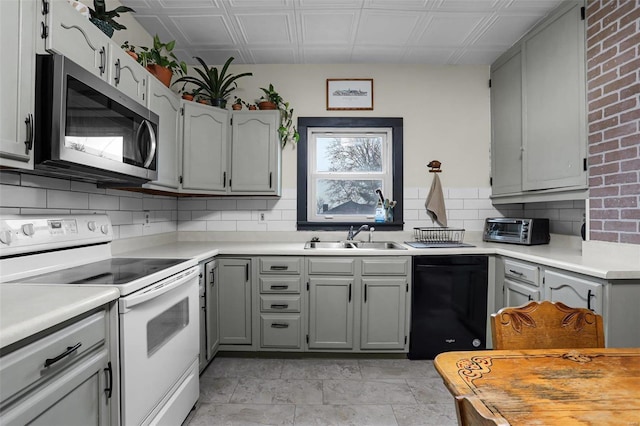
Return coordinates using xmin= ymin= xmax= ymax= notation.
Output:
xmin=491 ymin=300 xmax=605 ymax=350
xmin=455 ymin=395 xmax=510 ymax=426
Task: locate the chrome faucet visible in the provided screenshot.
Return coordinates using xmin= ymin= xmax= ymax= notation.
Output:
xmin=347 ymin=224 xmax=369 ymax=240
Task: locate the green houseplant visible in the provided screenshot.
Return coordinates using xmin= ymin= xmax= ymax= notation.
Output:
xmin=137 ymin=35 xmax=187 ymax=88
xmin=258 ymin=84 xmax=299 ymax=148
xmin=173 ymin=56 xmax=252 ymax=109
xmin=88 ymin=0 xmax=134 ymax=38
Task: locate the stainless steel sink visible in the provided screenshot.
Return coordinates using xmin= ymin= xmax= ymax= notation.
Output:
xmin=304 ymin=241 xmax=357 ymax=249
xmin=350 ymin=241 xmax=407 ymax=250
xmin=304 ymin=241 xmax=406 ymax=250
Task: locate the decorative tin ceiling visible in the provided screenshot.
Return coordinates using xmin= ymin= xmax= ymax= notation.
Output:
xmin=120 ymin=0 xmax=564 ymax=65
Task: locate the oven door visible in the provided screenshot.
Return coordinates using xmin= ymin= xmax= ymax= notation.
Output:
xmin=118 ymin=266 xmax=198 ymax=426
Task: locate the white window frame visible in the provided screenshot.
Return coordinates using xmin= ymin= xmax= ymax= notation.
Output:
xmin=306 ymin=127 xmax=393 ymax=223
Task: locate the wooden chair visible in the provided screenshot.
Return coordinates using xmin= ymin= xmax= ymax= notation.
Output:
xmin=491 ymin=300 xmax=605 ymax=350
xmin=455 ymin=395 xmax=510 ymax=426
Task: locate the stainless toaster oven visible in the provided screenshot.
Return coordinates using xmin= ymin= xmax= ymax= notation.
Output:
xmin=483 ymin=218 xmax=550 ymax=245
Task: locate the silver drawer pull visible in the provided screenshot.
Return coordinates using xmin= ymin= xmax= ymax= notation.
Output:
xmin=270 ymin=265 xmax=289 ymax=271
xmin=508 ymin=269 xmax=524 ymax=276
xmin=44 ymin=342 xmax=82 ymax=367
xmin=271 ymin=323 xmax=289 ymax=329
xmin=270 ymin=285 xmax=288 ymax=290
xmin=270 ymin=304 xmax=288 ymax=309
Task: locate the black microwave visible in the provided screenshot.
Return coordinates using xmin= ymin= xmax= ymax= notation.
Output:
xmin=35 ymin=54 xmax=159 ymax=184
xmin=483 ymin=218 xmax=550 ymax=245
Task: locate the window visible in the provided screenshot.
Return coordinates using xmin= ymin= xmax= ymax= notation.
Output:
xmin=297 ymin=117 xmax=403 ymax=230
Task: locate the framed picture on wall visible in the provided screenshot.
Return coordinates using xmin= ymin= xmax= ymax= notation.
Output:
xmin=326 ymin=79 xmax=374 ymax=110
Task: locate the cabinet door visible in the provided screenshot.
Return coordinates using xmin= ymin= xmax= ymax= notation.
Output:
xmin=146 ymin=78 xmax=180 ymax=190
xmin=230 ymin=111 xmax=280 ymax=195
xmin=490 ymin=50 xmax=522 ymax=196
xmin=0 ymin=0 xmax=36 ymax=169
xmin=217 ymin=259 xmax=251 ymax=345
xmin=44 ymin=0 xmax=109 ymax=80
xmin=522 ymin=3 xmax=586 ymax=191
xmin=360 ymin=278 xmax=406 ymax=350
xmin=308 ymin=277 xmax=354 ymax=349
xmin=109 ymin=47 xmax=147 ymax=106
xmin=206 ymin=260 xmax=220 ymax=357
xmin=503 ymin=278 xmax=541 ymax=307
xmin=181 ymin=102 xmax=228 ymax=192
xmin=543 ymin=269 xmax=603 ymax=314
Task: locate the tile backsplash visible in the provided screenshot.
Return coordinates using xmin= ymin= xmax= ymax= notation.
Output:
xmin=1 ymin=172 xmax=585 ymax=239
xmin=0 ymin=172 xmax=177 ymax=239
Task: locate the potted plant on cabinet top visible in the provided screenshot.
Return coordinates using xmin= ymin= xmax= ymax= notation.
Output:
xmin=173 ymin=56 xmax=252 ymax=109
xmin=88 ymin=0 xmax=134 ymax=38
xmin=257 ymin=84 xmax=299 ymax=148
xmin=137 ymin=35 xmax=187 ymax=88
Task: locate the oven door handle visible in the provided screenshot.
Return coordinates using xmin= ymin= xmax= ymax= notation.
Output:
xmin=120 ymin=266 xmax=198 ymax=312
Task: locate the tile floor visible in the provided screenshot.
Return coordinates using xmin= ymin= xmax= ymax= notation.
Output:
xmin=185 ymin=355 xmax=458 ymax=426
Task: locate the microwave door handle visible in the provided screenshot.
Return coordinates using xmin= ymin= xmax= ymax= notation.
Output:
xmin=138 ymin=119 xmax=157 ymax=168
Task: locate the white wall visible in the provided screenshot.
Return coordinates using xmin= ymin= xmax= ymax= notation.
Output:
xmin=219 ymin=63 xmax=493 ymax=190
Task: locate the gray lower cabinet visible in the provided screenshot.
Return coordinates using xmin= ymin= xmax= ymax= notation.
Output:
xmin=218 ymin=258 xmax=252 ymax=345
xmin=199 ymin=258 xmax=219 ymax=372
xmin=306 ymin=257 xmax=410 ymax=352
xmin=360 ymin=278 xmax=407 ymax=350
xmin=0 ymin=308 xmax=116 ymax=426
xmin=497 ymin=255 xmax=640 ymax=347
xmin=542 ymin=269 xmax=603 ymax=314
xmin=258 ymin=257 xmax=304 ymax=350
xmin=308 ymin=276 xmax=355 ymax=349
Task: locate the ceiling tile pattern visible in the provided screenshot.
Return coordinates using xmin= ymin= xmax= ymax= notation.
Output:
xmin=121 ymin=0 xmax=564 ymax=65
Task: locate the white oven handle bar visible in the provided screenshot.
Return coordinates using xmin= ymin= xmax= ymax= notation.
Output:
xmin=120 ymin=266 xmax=198 ymax=312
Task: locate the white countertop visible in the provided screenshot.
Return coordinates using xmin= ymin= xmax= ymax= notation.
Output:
xmin=114 ymin=238 xmax=640 ymax=280
xmin=0 ymin=285 xmax=119 ymax=349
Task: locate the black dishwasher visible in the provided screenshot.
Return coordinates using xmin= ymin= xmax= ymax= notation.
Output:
xmin=408 ymin=255 xmax=488 ymax=360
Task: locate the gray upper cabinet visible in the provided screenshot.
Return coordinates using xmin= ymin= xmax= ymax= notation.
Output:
xmin=108 ymin=47 xmax=148 ymax=106
xmin=490 ymin=50 xmax=522 ymax=196
xmin=42 ymin=0 xmax=109 ymax=80
xmin=145 ymin=78 xmax=181 ymax=190
xmin=522 ymin=2 xmax=586 ymax=192
xmin=0 ymin=0 xmax=36 ymax=169
xmin=490 ymin=1 xmax=587 ymax=203
xmin=181 ymin=102 xmax=228 ymax=193
xmin=230 ymin=111 xmax=281 ymax=195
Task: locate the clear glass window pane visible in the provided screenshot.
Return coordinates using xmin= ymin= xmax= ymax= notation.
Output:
xmin=316 ymin=179 xmax=382 ymax=215
xmin=316 ymin=136 xmax=383 ymax=172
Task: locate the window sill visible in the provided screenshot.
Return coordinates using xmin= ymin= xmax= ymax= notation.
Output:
xmin=297 ymin=221 xmax=404 ymax=231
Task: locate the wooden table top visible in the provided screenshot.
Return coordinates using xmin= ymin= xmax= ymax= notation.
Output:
xmin=434 ymin=348 xmax=640 ymax=425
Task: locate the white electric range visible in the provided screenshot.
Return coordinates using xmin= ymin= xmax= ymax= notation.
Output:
xmin=0 ymin=214 xmax=199 ymax=426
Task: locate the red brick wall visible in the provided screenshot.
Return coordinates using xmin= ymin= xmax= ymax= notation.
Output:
xmin=586 ymin=0 xmax=640 ymax=244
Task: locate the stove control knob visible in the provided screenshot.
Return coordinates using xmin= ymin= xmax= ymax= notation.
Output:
xmin=0 ymin=230 xmax=12 ymax=245
xmin=100 ymin=224 xmax=109 ymax=235
xmin=87 ymin=221 xmax=97 ymax=232
xmin=21 ymin=223 xmax=35 ymax=236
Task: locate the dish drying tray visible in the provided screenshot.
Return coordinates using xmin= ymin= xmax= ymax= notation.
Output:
xmin=412 ymin=227 xmax=465 ymax=244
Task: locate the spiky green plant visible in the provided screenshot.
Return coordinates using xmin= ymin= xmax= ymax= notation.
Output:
xmin=173 ymin=56 xmax=252 ymax=104
xmin=89 ymin=0 xmax=134 ymax=31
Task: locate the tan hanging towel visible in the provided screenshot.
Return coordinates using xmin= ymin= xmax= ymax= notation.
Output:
xmin=425 ymin=173 xmax=447 ymax=227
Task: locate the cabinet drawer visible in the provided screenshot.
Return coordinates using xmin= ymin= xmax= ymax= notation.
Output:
xmin=362 ymin=258 xmax=409 ymax=276
xmin=307 ymin=258 xmax=355 ymax=275
xmin=260 ymin=295 xmax=301 ymax=313
xmin=259 ymin=276 xmax=302 ymax=293
xmin=260 ymin=314 xmax=301 ymax=348
xmin=504 ymin=259 xmax=539 ymax=286
xmin=0 ymin=311 xmax=106 ymax=402
xmin=259 ymin=257 xmax=302 ymax=274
